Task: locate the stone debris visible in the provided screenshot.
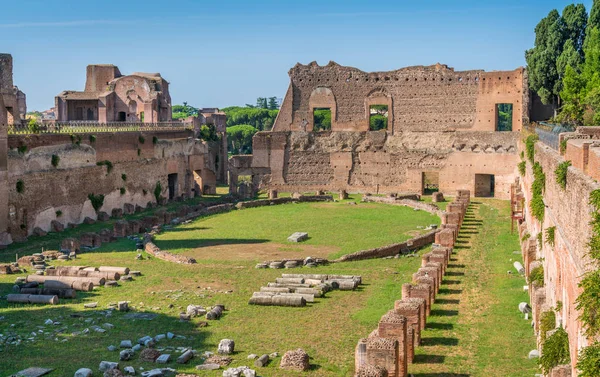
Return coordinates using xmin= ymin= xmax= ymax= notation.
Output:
xmin=13 ymin=368 xmax=54 ymax=377
xmin=155 ymin=354 xmax=171 ymax=364
xmin=120 ymin=340 xmax=133 ymax=348
xmin=74 ymin=368 xmax=93 ymax=377
xmin=120 ymin=349 xmax=135 ymax=361
xmin=287 ymin=232 xmax=308 ymax=242
xmin=186 ymin=305 xmax=206 ymax=317
xmin=140 ymin=348 xmax=161 ymax=362
xmin=280 ymin=348 xmax=310 ymax=371
xmin=104 ymin=369 xmax=125 ymax=377
xmin=254 ymin=354 xmax=270 ymax=367
xmin=205 ymin=355 xmax=232 ymax=366
xmin=218 ymin=339 xmax=235 ymax=355
xmin=528 ymin=349 xmax=540 ymax=359
xmin=222 ymin=366 xmax=256 ymax=377
xmin=123 ymin=366 xmax=136 ymax=375
xmin=518 ymin=302 xmax=532 ymax=314
xmin=99 ymin=361 xmax=119 ymax=372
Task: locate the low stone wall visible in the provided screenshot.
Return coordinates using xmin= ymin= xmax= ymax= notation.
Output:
xmin=235 ymin=195 xmax=332 ymax=210
xmin=362 ymin=196 xmax=442 ymax=216
xmin=335 ymin=230 xmax=438 ymax=262
xmin=143 ymin=238 xmax=197 ymax=265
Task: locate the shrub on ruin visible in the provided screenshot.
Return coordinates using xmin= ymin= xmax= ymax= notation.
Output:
xmin=529 ymin=265 xmax=544 ymax=287
xmin=120 ymin=187 xmax=126 ymax=195
xmin=577 ymin=342 xmax=600 ymax=377
xmin=17 ymin=145 xmax=27 ymax=154
xmin=556 ymin=301 xmax=563 ymax=312
xmin=27 ymin=118 xmax=40 ymax=133
xmin=545 ymin=226 xmax=556 ymax=247
xmin=539 ymin=327 xmax=570 ymax=374
xmin=51 ymin=154 xmax=60 ymax=168
xmin=537 ymin=232 xmax=544 ymax=248
xmin=521 ymin=232 xmax=531 ymax=242
xmin=555 ymin=161 xmax=571 ymax=190
xmin=89 ymin=134 xmax=96 ymax=143
xmin=121 ymin=174 xmax=127 ymax=181
xmin=518 ymin=161 xmax=526 ymax=176
xmin=97 ymin=160 xmax=113 ymax=173
xmin=137 ymin=148 xmax=141 ymax=156
xmin=520 ymin=151 xmax=525 ymax=160
xmin=70 ymin=134 xmax=81 ymax=145
xmin=560 ymin=139 xmax=568 ymax=154
xmin=588 ymin=189 xmax=600 ymax=260
xmin=576 ymin=270 xmax=600 ymax=337
xmin=88 ymin=194 xmax=105 ymax=212
xmin=526 ymin=134 xmax=538 ymax=163
xmin=539 ymin=310 xmax=556 ymax=343
xmin=153 ymin=136 xmax=158 ymax=144
xmin=16 ymin=180 xmax=24 ymax=193
xmin=530 ymin=162 xmax=546 ymax=222
xmin=154 ymin=181 xmax=163 ymax=203
xmin=55 ymin=210 xmax=62 ymax=217
xmin=139 ymin=135 xmax=145 ymax=144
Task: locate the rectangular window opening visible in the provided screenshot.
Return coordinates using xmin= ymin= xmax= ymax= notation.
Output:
xmin=369 ymin=105 xmax=388 ymax=131
xmin=313 ymin=108 xmax=331 ymax=131
xmin=496 ymin=103 xmax=513 ymax=131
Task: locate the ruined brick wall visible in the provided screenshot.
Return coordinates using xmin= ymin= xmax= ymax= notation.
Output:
xmin=520 ymin=142 xmax=600 ymax=374
xmin=249 ymin=130 xmax=518 ymax=199
xmin=273 ymin=61 xmax=525 ymax=133
xmin=85 ymin=64 xmax=121 ymax=92
xmin=241 ymin=62 xmax=524 ymax=199
xmin=3 ymin=131 xmax=218 ymax=243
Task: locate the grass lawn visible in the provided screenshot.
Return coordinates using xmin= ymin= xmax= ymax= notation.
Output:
xmin=0 ymin=197 xmax=538 ymax=376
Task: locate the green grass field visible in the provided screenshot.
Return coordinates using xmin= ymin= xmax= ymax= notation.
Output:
xmin=0 ymin=196 xmax=538 ymax=376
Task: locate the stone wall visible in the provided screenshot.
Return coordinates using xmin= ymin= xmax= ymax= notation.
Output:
xmin=2 ymin=130 xmax=218 ymax=245
xmin=241 ymin=130 xmax=518 ymax=199
xmin=232 ymin=62 xmax=524 ymax=199
xmin=519 ymin=141 xmax=600 ymax=375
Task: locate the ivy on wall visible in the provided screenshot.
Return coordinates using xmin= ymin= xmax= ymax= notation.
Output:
xmin=529 ymin=265 xmax=545 ymax=287
xmin=578 ymin=341 xmax=600 ymax=377
xmin=531 ymin=162 xmax=546 ymax=222
xmin=575 ymin=189 xmax=600 ymax=339
xmin=545 ymin=226 xmax=556 ymax=247
xmin=518 ymin=161 xmax=526 ymax=176
xmin=555 ymin=161 xmax=571 ymax=190
xmin=526 ymin=134 xmax=539 ymax=163
xmin=539 ymin=327 xmax=570 ymax=374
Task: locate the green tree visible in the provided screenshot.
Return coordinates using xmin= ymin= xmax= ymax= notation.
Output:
xmin=172 ymin=103 xmax=199 ymax=119
xmin=562 ymin=3 xmax=588 ymax=53
xmin=227 ymin=124 xmax=258 ymax=154
xmin=256 ymin=97 xmax=268 ymax=109
xmin=221 ymin=106 xmax=278 ymax=131
xmin=313 ymin=109 xmax=331 ymax=131
xmin=267 ymin=97 xmax=279 ymax=110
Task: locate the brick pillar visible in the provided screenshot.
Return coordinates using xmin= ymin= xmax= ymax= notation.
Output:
xmin=421 ymin=253 xmax=432 ymax=268
xmin=402 ymin=283 xmax=432 ymax=317
xmin=532 ymin=287 xmax=546 ymax=335
xmin=366 ymin=336 xmax=399 ymax=377
xmin=355 ymin=338 xmax=367 ymax=373
xmin=413 ymin=268 xmax=439 ymax=294
xmin=269 ymin=189 xmax=278 ymax=199
xmin=431 ymin=247 xmax=451 ymax=265
xmin=429 ymin=254 xmax=447 ymax=274
xmin=404 ymin=297 xmax=426 ymax=330
xmin=394 ymin=300 xmax=422 ymax=362
xmin=377 ymin=310 xmax=408 ymax=377
xmin=424 ymin=262 xmax=444 ymax=289
xmin=414 ymin=276 xmax=436 ymax=305
xmin=435 ymin=228 xmax=455 ymax=248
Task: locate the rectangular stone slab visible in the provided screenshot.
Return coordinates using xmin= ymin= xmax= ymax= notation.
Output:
xmin=287 ymin=232 xmax=308 ymax=242
xmin=16 ymin=368 xmax=54 ymax=377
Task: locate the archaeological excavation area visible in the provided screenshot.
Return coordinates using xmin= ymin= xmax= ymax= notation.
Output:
xmin=0 ymin=50 xmax=588 ymax=377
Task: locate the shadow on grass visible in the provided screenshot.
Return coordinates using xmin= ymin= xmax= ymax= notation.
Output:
xmin=421 ymin=337 xmax=459 ymax=346
xmin=434 ymin=299 xmax=460 ymax=305
xmin=445 ymin=271 xmax=465 ymax=277
xmin=426 ymin=322 xmax=454 ymax=330
xmin=414 ymin=354 xmax=446 ymax=364
xmin=447 ymin=264 xmax=465 ymax=269
xmin=154 ymin=238 xmax=271 ymax=251
xmin=437 ymin=288 xmax=462 ymax=295
xmin=442 ymin=280 xmax=461 ymax=285
xmin=430 ymin=309 xmax=459 ymax=317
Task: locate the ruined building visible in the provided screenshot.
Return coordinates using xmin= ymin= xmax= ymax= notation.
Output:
xmin=0 ymin=54 xmax=219 ymax=246
xmin=230 ymin=61 xmax=527 ymax=199
xmin=0 ymin=54 xmax=27 ymax=123
xmin=55 ymin=64 xmax=172 ymax=122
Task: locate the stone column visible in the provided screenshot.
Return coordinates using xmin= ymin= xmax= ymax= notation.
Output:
xmin=366 ymin=336 xmax=399 ymax=377
xmin=377 ymin=310 xmax=408 ymax=377
xmin=394 ymin=300 xmax=422 ymax=363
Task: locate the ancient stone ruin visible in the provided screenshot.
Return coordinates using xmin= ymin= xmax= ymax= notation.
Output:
xmin=230 ymin=61 xmax=529 ymax=199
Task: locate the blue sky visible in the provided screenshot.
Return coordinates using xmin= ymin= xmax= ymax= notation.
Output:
xmin=0 ymin=0 xmax=593 ymax=111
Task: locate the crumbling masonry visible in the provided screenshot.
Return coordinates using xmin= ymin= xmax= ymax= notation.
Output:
xmin=230 ymin=61 xmax=530 ymax=199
